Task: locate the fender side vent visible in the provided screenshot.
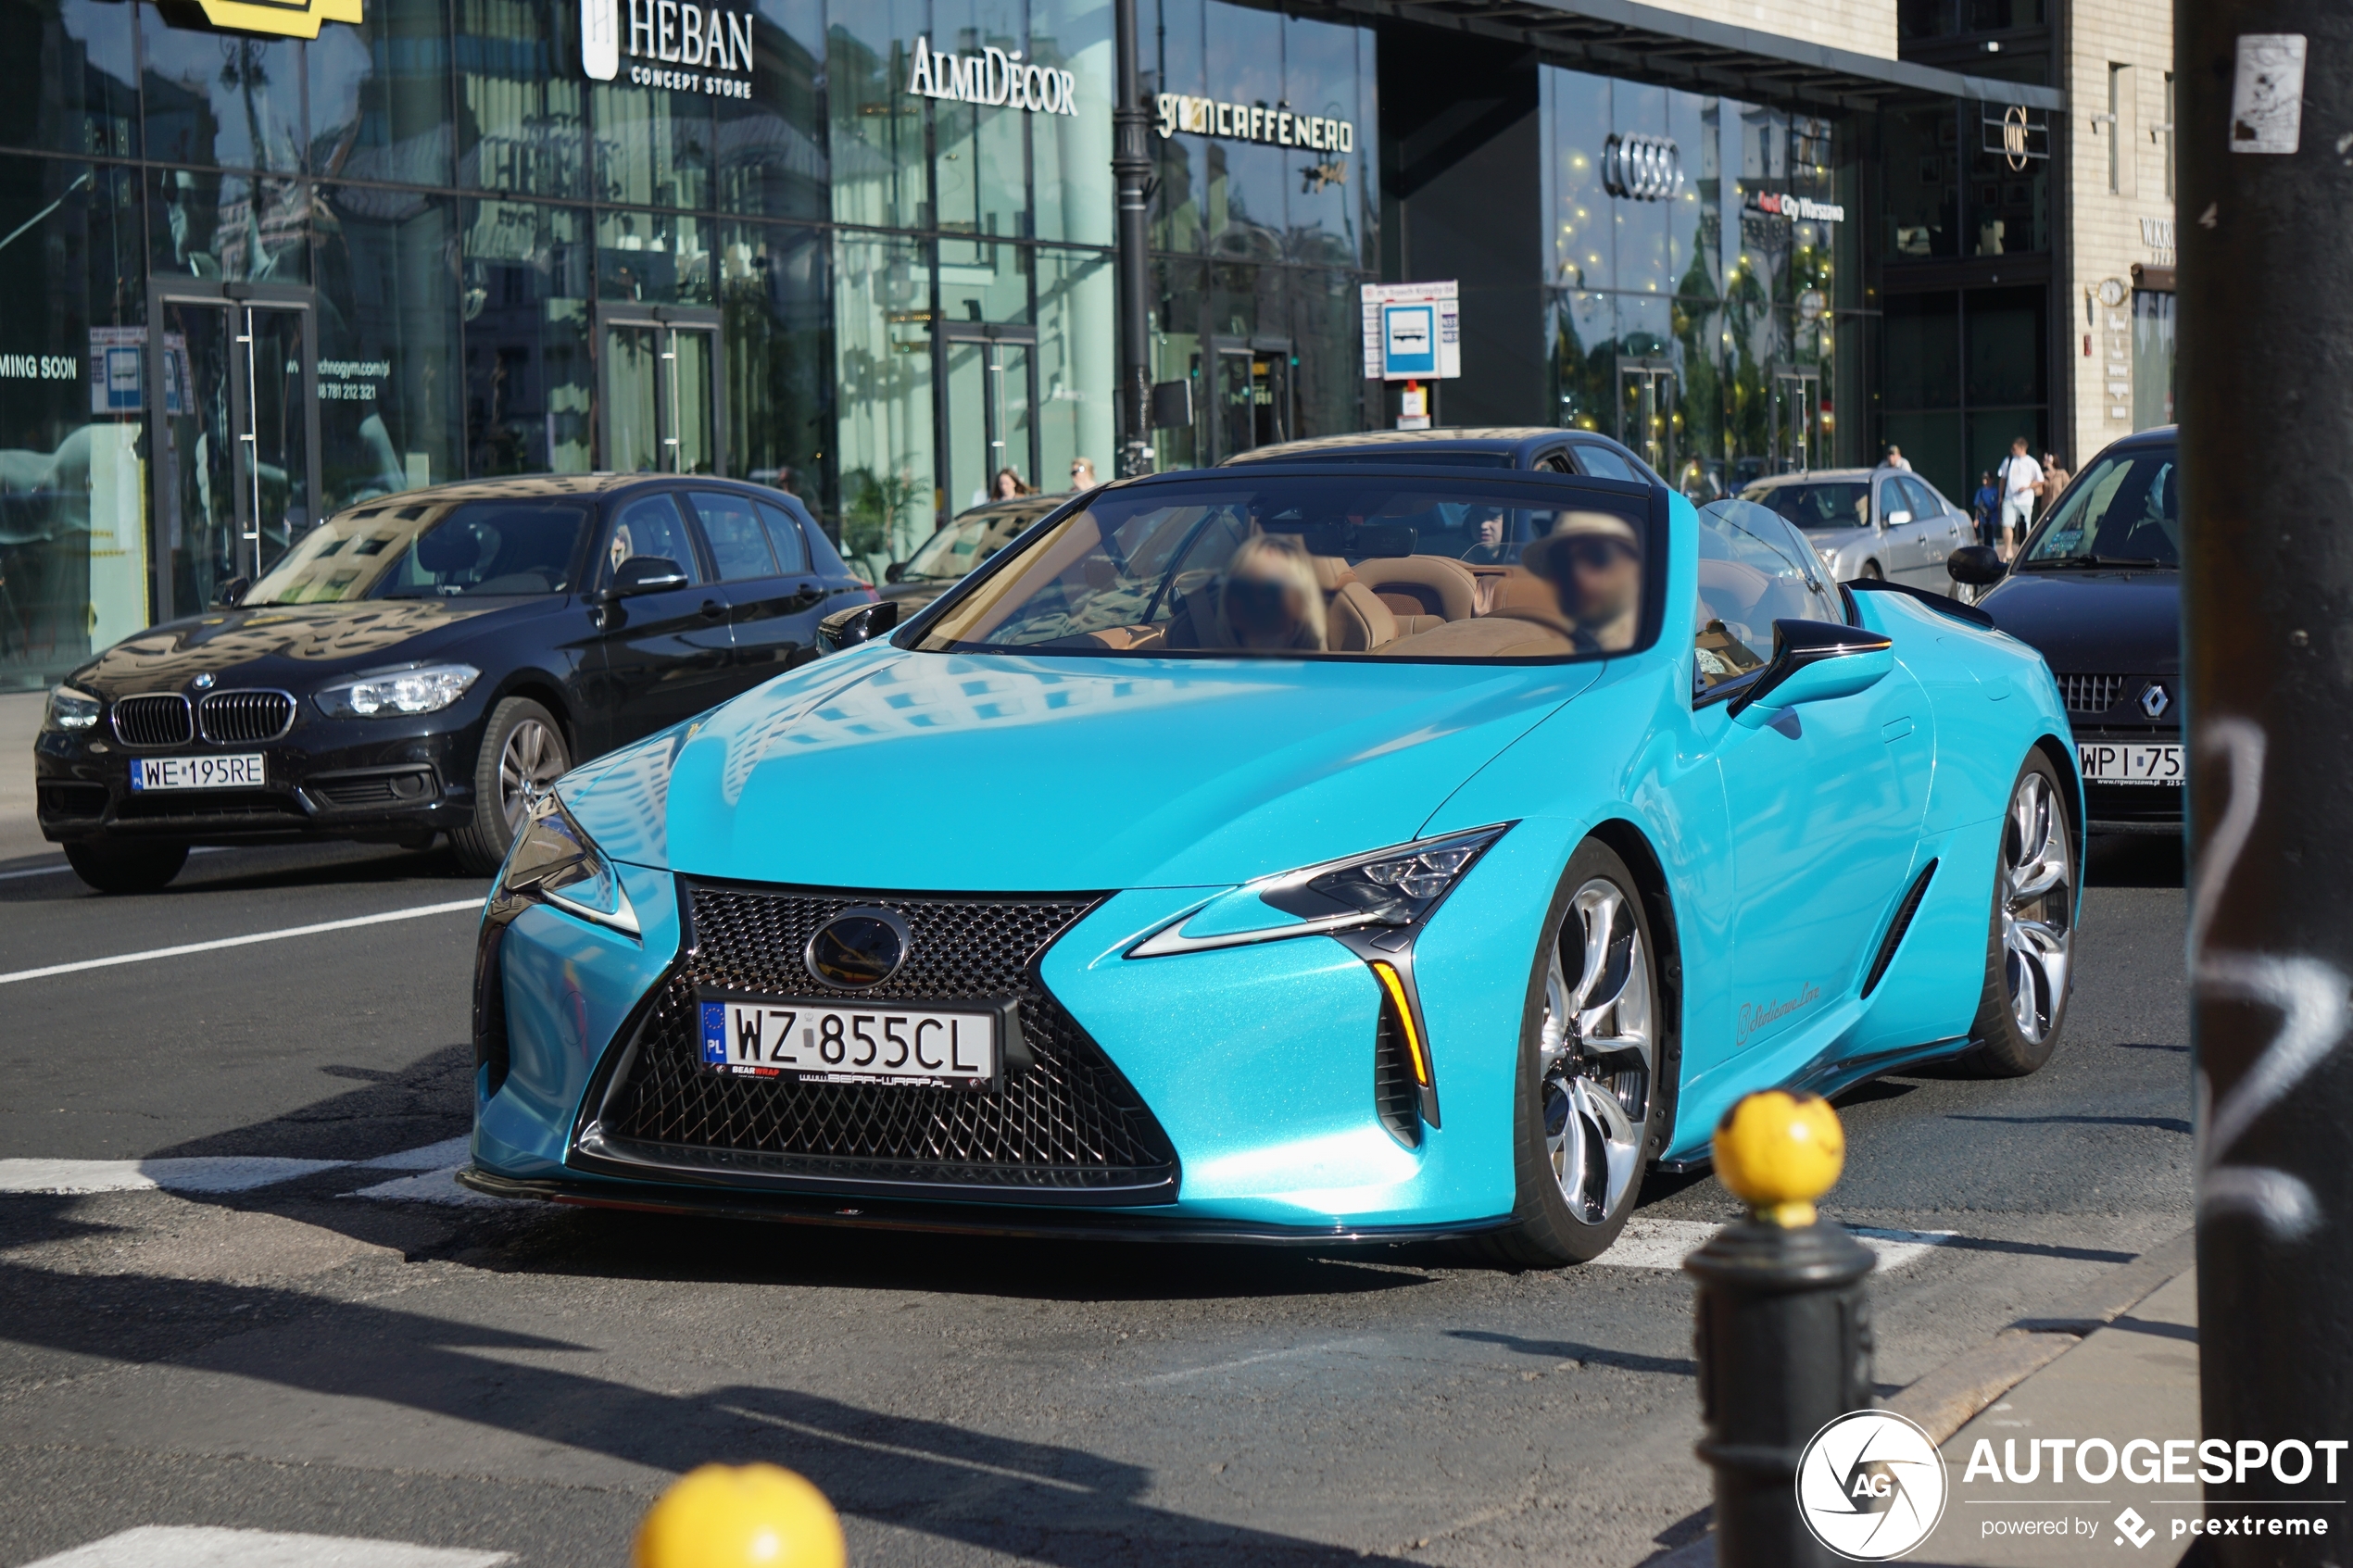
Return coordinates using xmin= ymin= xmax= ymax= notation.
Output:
xmin=1374 ymin=994 xmax=1422 ymax=1148
xmin=1862 ymin=859 xmax=1937 ymax=998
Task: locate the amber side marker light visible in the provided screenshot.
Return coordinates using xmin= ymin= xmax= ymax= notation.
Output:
xmin=1369 ymin=960 xmax=1430 ymax=1087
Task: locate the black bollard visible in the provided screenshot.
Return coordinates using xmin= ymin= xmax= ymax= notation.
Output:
xmin=1685 ymin=1090 xmax=1878 ymax=1567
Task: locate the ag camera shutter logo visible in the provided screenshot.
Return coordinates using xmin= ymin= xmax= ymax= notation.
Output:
xmin=1796 ymin=1410 xmax=1949 ymax=1560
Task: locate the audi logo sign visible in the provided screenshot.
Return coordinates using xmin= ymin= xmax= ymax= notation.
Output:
xmin=1602 ymin=134 xmax=1683 ymax=202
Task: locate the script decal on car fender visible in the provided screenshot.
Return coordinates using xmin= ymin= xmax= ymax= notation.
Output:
xmin=1738 ymin=983 xmax=1822 ymax=1047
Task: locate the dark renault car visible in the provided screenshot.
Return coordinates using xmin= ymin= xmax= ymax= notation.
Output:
xmin=1950 ymin=425 xmax=2181 ymax=834
xmin=36 ymin=475 xmax=874 ymax=891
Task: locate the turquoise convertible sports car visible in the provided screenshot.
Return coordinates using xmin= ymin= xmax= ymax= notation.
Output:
xmin=462 ymin=466 xmax=2081 ymax=1264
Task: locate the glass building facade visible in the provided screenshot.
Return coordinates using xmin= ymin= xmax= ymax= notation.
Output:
xmin=0 ymin=0 xmax=1982 ymax=687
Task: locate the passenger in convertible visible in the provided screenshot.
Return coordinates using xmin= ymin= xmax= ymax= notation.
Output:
xmin=1168 ymin=535 xmax=1327 ymax=651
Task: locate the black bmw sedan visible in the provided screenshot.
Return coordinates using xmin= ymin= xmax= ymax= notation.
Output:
xmin=1950 ymin=425 xmax=2181 ymax=834
xmin=35 ymin=475 xmax=875 ymax=892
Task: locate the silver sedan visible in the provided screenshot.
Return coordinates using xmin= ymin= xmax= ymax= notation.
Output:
xmin=1741 ymin=468 xmax=1975 ymax=592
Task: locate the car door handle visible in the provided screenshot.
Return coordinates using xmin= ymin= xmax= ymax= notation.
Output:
xmin=700 ymin=598 xmax=725 ymax=620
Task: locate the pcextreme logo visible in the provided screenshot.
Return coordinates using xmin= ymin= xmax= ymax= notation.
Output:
xmin=163 ymin=0 xmax=361 ymax=39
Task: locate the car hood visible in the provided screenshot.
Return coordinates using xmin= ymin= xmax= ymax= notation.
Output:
xmin=1976 ymin=569 xmax=2181 ymax=673
xmin=560 ymin=646 xmax=1601 ymax=891
xmin=67 ymin=597 xmax=565 ymax=696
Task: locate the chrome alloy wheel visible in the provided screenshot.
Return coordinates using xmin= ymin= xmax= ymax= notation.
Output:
xmin=2000 ymin=770 xmax=2074 ymax=1043
xmin=497 ymin=717 xmax=567 ymax=834
xmin=1539 ymin=880 xmax=1655 ymax=1225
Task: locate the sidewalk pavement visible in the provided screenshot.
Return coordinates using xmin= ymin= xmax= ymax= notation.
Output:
xmin=1649 ymin=1228 xmax=2198 ymax=1567
xmin=2 ymin=689 xmax=52 ymax=864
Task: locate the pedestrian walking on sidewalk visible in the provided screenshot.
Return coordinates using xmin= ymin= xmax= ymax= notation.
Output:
xmin=1996 ymin=437 xmax=2044 ymax=558
xmin=1971 ymin=470 xmax=2000 ymax=547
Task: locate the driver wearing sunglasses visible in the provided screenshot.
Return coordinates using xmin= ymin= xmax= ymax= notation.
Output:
xmin=1517 ymin=512 xmax=1644 ymax=652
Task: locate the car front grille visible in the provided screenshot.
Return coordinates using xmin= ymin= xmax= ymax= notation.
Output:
xmin=196 ymin=689 xmax=296 ymax=745
xmin=111 ymin=694 xmax=193 ymax=747
xmin=584 ymin=884 xmax=1180 ymax=1199
xmin=2057 ymin=674 xmax=2126 ymax=717
xmin=1373 ymin=1000 xmax=1421 ymax=1148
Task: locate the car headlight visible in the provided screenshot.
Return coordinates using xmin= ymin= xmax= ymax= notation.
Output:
xmin=1128 ymin=824 xmax=1510 ymax=958
xmin=317 ymin=662 xmax=480 ymax=718
xmin=45 ymin=685 xmax=100 ymax=731
xmin=489 ymin=791 xmax=639 ymax=935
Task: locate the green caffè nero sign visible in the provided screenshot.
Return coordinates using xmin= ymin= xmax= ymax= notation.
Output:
xmin=905 ymin=37 xmax=1077 ymax=115
xmin=1156 ymin=94 xmax=1354 ymax=151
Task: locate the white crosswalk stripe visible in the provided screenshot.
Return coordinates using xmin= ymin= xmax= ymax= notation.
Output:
xmin=20 ymin=1525 xmax=512 ymax=1567
xmin=0 ymin=1157 xmax=349 ymax=1196
xmin=1595 ymin=1216 xmax=1958 ymax=1271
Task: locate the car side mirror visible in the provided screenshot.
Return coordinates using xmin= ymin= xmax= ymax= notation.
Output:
xmin=603 ymin=555 xmax=688 ymax=599
xmin=1946 ymin=545 xmax=2007 ymax=586
xmin=1882 ymin=508 xmax=1912 ymax=528
xmin=1729 ymin=619 xmax=1894 ymax=727
xmin=884 ymin=561 xmax=905 ymax=584
xmin=816 ymin=597 xmax=901 ymax=654
xmin=213 ymin=575 xmax=250 ymax=608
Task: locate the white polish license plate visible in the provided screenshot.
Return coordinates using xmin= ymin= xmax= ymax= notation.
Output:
xmin=2077 ymin=742 xmax=2183 ymax=786
xmin=698 ymin=995 xmax=1000 ymax=1087
xmin=128 ymin=754 xmax=267 ymax=791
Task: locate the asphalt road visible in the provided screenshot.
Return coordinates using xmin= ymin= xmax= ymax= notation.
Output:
xmin=0 ymin=832 xmax=2193 ymax=1568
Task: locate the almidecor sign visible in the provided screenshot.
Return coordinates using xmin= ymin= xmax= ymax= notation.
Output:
xmin=904 ymin=37 xmax=1078 ymax=115
xmin=582 ymin=0 xmax=756 ymax=97
xmin=1155 ymin=94 xmax=1355 ymax=152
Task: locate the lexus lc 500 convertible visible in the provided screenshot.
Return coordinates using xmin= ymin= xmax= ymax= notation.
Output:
xmin=463 ymin=467 xmax=2082 ymax=1264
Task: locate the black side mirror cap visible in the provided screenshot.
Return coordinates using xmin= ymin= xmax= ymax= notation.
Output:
xmin=604 ymin=555 xmax=689 ymax=599
xmin=884 ymin=561 xmax=905 ymax=583
xmin=816 ymin=597 xmax=901 ymax=654
xmin=213 ymin=575 xmax=251 ymax=608
xmin=1727 ymin=618 xmax=1895 ymax=721
xmin=1946 ymin=545 xmax=2006 ymax=586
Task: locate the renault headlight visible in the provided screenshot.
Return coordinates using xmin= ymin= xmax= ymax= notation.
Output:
xmin=317 ymin=662 xmax=480 ymax=718
xmin=45 ymin=685 xmax=100 ymax=731
xmin=1128 ymin=824 xmax=1510 ymax=958
xmin=490 ymin=791 xmax=639 ymax=935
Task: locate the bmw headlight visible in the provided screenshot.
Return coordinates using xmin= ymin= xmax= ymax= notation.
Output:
xmin=45 ymin=684 xmax=100 ymax=731
xmin=1128 ymin=824 xmax=1510 ymax=958
xmin=317 ymin=662 xmax=480 ymax=718
xmin=490 ymin=791 xmax=639 ymax=935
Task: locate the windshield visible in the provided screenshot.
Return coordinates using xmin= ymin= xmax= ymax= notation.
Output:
xmin=1746 ymin=481 xmax=1870 ymax=530
xmin=2020 ymin=447 xmax=2178 ymax=568
xmin=913 ymin=475 xmax=1654 ymax=661
xmin=902 ymin=506 xmax=1051 ymax=582
xmin=246 ymin=499 xmax=597 ymax=605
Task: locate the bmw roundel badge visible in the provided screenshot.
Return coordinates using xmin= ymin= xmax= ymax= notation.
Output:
xmin=192 ymin=672 xmax=216 ymax=690
xmin=806 ymin=907 xmax=912 ymax=989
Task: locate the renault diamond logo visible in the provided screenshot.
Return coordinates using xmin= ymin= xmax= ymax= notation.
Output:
xmin=2140 ymin=683 xmax=2171 ymax=720
xmin=806 ymin=907 xmax=912 ymax=989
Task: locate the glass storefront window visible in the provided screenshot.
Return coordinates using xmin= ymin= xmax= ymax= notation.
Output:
xmin=148 ymin=169 xmax=309 ymax=282
xmin=140 ymin=6 xmax=304 ymax=172
xmin=718 ymin=0 xmax=826 ymax=220
xmin=597 ymin=207 xmax=712 ymax=304
xmin=455 ymin=0 xmax=586 ymax=197
xmin=2132 ymin=288 xmax=2174 ymax=431
xmin=463 ymin=199 xmax=593 ymax=475
xmin=1031 ymin=0 xmax=1112 ymax=246
xmin=832 ymin=232 xmax=932 ymax=571
xmin=0 ymin=160 xmax=145 ymax=682
xmin=595 ymin=83 xmax=711 ymax=210
xmin=827 ymin=1 xmax=927 ymax=232
xmin=1883 ymin=103 xmax=1958 ymax=260
xmin=1150 ymin=258 xmax=1206 ymax=470
xmin=315 ymin=185 xmax=461 ymax=507
xmin=1280 ymin=13 xmax=1372 ymax=270
xmin=1966 ymin=105 xmax=2049 ymax=256
xmin=0 ymin=0 xmax=139 ymax=159
xmin=310 ymin=0 xmax=454 ymax=186
xmin=931 ymin=0 xmax=1030 ymax=248
xmin=1033 ymin=245 xmax=1114 ymax=493
xmin=722 ymin=221 xmax=833 ymax=512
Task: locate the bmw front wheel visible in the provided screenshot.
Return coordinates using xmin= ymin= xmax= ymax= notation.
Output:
xmin=1479 ymin=839 xmax=1672 ymax=1267
xmin=1955 ymin=752 xmax=2075 ymax=1076
xmin=451 ymin=696 xmax=570 ymax=876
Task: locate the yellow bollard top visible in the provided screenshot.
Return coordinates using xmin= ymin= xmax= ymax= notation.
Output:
xmin=1712 ymin=1089 xmax=1844 ymax=1227
xmin=633 ymin=1462 xmax=848 ymax=1568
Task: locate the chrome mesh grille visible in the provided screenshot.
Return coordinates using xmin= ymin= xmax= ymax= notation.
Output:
xmin=2057 ymin=674 xmax=2126 ymax=716
xmin=111 ymin=695 xmax=192 ymax=747
xmin=196 ymin=690 xmax=296 ymax=745
xmin=591 ymin=884 xmax=1179 ymax=1194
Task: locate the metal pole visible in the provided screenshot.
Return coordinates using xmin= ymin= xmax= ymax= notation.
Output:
xmin=1112 ymin=0 xmax=1155 ymax=479
xmin=2179 ymin=9 xmax=2353 ymax=1563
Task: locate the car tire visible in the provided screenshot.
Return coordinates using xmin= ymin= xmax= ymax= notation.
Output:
xmin=451 ymin=696 xmax=570 ymax=877
xmin=64 ymin=839 xmax=189 ymax=895
xmin=1952 ymin=751 xmax=2076 ymax=1077
xmin=1473 ymin=839 xmax=1675 ymax=1268
xmin=1859 ymin=559 xmax=1884 ymax=581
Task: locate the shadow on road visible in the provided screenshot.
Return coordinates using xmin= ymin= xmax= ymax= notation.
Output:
xmin=2085 ymin=832 xmax=2183 ymax=888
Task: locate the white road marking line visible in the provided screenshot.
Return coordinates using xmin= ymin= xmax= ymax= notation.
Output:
xmin=0 ymin=897 xmax=482 ymax=985
xmin=1596 ymin=1217 xmax=1959 ymax=1271
xmin=1139 ymin=1336 xmax=1390 ymax=1386
xmin=722 ymin=1404 xmax=1094 ymax=1493
xmin=357 ymin=1135 xmax=472 ymax=1170
xmin=21 ymin=1524 xmax=513 ymax=1567
xmin=0 ymin=847 xmax=233 ymax=883
xmin=346 ymin=1167 xmax=526 ymax=1207
xmin=0 ymin=1157 xmax=348 ymax=1195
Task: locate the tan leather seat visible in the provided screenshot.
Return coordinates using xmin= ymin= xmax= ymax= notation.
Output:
xmin=1354 ymin=556 xmax=1480 ymax=621
xmin=1327 ymin=581 xmax=1398 ymax=652
xmin=1384 ymin=615 xmax=1577 ymax=658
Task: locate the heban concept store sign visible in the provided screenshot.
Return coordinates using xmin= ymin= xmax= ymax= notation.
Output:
xmin=582 ymin=0 xmax=756 ymax=96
